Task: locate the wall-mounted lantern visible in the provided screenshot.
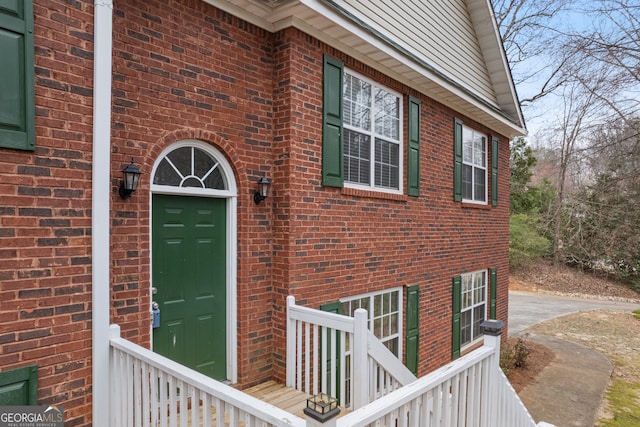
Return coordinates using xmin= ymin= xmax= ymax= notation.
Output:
xmin=119 ymin=159 xmax=142 ymax=200
xmin=253 ymin=176 xmax=271 ymax=204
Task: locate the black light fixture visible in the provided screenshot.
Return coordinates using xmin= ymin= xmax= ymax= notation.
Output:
xmin=253 ymin=176 xmax=271 ymax=204
xmin=119 ymin=159 xmax=142 ymax=200
xmin=304 ymin=393 xmax=340 ymax=423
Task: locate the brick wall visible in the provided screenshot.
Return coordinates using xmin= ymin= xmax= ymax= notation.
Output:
xmin=0 ymin=0 xmax=95 ymax=424
xmin=0 ymin=0 xmax=510 ymax=424
xmin=268 ymin=28 xmax=510 ymax=380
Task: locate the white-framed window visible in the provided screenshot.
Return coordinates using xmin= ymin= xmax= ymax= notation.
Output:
xmin=462 ymin=126 xmax=487 ymax=203
xmin=340 ymin=287 xmax=403 ymax=356
xmin=461 ymin=270 xmax=487 ymax=348
xmin=343 ymin=70 xmax=402 ymax=193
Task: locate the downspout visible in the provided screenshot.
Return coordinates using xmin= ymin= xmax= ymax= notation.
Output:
xmin=92 ymin=0 xmax=113 ymax=426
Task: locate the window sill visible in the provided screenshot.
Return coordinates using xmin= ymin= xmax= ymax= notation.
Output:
xmin=342 ymin=187 xmax=408 ymax=202
xmin=460 ymin=339 xmax=484 ymax=356
xmin=461 ymin=201 xmax=491 ymax=210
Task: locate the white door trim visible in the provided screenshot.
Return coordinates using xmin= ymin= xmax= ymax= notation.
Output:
xmin=150 ymin=140 xmax=238 ymax=383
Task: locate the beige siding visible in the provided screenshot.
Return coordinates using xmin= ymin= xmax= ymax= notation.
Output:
xmin=335 ymin=0 xmax=498 ymax=104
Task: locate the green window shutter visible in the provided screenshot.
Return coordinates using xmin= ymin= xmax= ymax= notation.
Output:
xmin=0 ymin=0 xmax=35 ymax=151
xmin=489 ymin=268 xmax=497 ymax=320
xmin=320 ymin=301 xmax=341 ymax=314
xmin=491 ymin=137 xmax=499 ymax=206
xmin=451 ymin=276 xmax=462 ymax=359
xmin=407 ymin=97 xmax=421 ymax=197
xmin=453 ymin=119 xmax=463 ymax=201
xmin=322 ymin=55 xmax=344 ymax=187
xmin=405 ymin=285 xmax=419 ymax=375
xmin=0 ymin=365 xmax=38 ymax=405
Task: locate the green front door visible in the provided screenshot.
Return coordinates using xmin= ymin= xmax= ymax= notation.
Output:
xmin=152 ymin=194 xmax=227 ymax=380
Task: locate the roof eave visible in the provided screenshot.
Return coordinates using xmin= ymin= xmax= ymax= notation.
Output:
xmin=206 ymin=0 xmax=527 ymax=137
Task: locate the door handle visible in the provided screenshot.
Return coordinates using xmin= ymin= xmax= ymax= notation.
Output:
xmin=152 ymin=301 xmax=160 ymax=328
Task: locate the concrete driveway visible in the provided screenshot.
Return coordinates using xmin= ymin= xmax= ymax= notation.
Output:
xmin=508 ymin=291 xmax=640 ymax=335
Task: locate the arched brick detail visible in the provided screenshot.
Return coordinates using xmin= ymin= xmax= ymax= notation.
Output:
xmin=147 ymin=128 xmax=246 ymax=187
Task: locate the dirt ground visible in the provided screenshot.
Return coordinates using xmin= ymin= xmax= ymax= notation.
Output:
xmin=507 ymin=260 xmax=640 ymax=422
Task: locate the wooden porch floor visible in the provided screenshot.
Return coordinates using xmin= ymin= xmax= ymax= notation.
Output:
xmin=244 ymin=381 xmax=311 ymax=418
xmin=179 ymin=381 xmax=347 ymax=426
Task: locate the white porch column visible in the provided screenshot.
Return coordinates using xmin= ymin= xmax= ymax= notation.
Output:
xmin=480 ymin=319 xmax=505 ymax=427
xmin=92 ymin=0 xmax=113 ymax=426
xmin=352 ymin=308 xmax=369 ymax=409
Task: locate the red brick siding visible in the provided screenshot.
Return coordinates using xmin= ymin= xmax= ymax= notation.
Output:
xmin=0 ymin=0 xmax=95 ymax=424
xmin=0 ymin=0 xmax=510 ymax=424
xmin=268 ymin=28 xmax=510 ymax=380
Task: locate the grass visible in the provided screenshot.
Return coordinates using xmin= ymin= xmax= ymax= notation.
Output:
xmin=596 ymin=380 xmax=640 ymax=426
xmin=596 ymin=311 xmax=640 ymax=426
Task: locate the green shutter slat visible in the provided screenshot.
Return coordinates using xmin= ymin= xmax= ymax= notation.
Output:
xmin=407 ymin=97 xmax=421 ymax=197
xmin=451 ymin=276 xmax=462 ymax=359
xmin=322 ymin=55 xmax=344 ymax=187
xmin=491 ymin=137 xmax=499 ymax=206
xmin=490 ymin=268 xmax=497 ymax=320
xmin=453 ymin=119 xmax=463 ymax=201
xmin=0 ymin=364 xmax=38 ymax=405
xmin=405 ymin=285 xmax=419 ymax=375
xmin=0 ymin=0 xmax=35 ymax=151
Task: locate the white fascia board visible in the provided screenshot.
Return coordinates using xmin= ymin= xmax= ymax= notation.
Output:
xmin=468 ymin=0 xmax=526 ymax=132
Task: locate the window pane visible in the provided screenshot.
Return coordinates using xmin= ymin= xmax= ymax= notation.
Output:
xmin=474 ymin=168 xmax=486 ymax=201
xmin=374 ymin=317 xmax=382 ymax=337
xmin=384 ymin=338 xmax=398 ymax=356
xmin=374 ymin=138 xmax=399 ymax=189
xmin=390 ymin=291 xmax=398 ymax=312
xmin=390 ymin=313 xmax=398 ymax=334
xmin=461 ymin=310 xmax=472 ymax=346
xmin=344 ymin=74 xmax=371 ymax=130
xmin=463 ymin=135 xmax=473 ymax=163
xmin=374 ymin=88 xmax=399 ymax=140
xmin=203 ymin=168 xmax=226 ymax=189
xmin=462 ymin=165 xmax=473 ymax=200
xmin=344 ymin=130 xmax=371 ymax=185
xmin=154 ymin=158 xmax=182 ymax=186
xmin=473 ymin=306 xmax=485 ymax=339
xmin=474 ymin=136 xmax=486 ymax=167
xmin=374 ymin=294 xmax=382 ymax=317
xmin=167 ymin=147 xmax=192 ymax=177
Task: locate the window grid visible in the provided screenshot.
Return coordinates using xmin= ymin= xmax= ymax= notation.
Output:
xmin=343 ymin=70 xmax=402 ymax=192
xmin=153 ymin=146 xmax=226 ymax=190
xmin=462 ymin=126 xmax=487 ymax=202
xmin=461 ymin=270 xmax=487 ymax=348
xmin=341 ymin=288 xmax=402 ymax=356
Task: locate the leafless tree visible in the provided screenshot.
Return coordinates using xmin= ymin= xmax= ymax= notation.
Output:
xmin=493 ymin=0 xmax=574 ymax=106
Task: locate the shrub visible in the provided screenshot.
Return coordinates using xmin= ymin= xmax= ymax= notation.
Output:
xmin=500 ymin=338 xmax=532 ymax=371
xmin=510 ymin=214 xmax=551 ymax=268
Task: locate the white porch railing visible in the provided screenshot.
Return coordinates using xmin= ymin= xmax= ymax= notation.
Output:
xmin=109 ymin=325 xmax=305 ymax=427
xmin=110 ymin=304 xmax=552 ymax=427
xmin=335 ymin=329 xmax=539 ymax=427
xmin=286 ymin=295 xmax=417 ymax=410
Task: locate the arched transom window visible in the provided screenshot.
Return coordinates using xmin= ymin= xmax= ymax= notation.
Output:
xmin=154 ymin=146 xmax=227 ymax=190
